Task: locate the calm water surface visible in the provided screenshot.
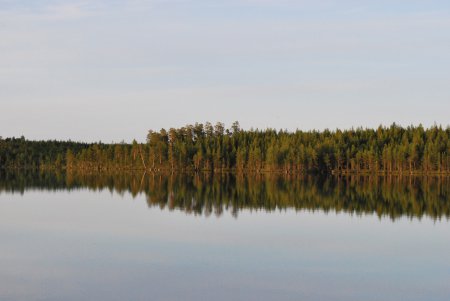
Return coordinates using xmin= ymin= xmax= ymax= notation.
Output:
xmin=0 ymin=171 xmax=449 ymax=301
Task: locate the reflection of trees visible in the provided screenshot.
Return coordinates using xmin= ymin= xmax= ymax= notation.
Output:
xmin=1 ymin=170 xmax=450 ymax=220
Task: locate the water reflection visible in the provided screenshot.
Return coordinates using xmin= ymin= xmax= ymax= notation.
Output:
xmin=1 ymin=170 xmax=450 ymax=220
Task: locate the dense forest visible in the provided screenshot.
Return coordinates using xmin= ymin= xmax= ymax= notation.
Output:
xmin=1 ymin=122 xmax=450 ymax=175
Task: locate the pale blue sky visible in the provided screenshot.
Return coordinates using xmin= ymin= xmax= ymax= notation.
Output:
xmin=1 ymin=0 xmax=449 ymax=142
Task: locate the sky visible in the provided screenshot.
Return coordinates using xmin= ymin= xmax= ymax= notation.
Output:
xmin=1 ymin=0 xmax=449 ymax=142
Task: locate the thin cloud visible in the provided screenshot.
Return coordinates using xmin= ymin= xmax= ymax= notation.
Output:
xmin=42 ymin=3 xmax=93 ymax=20
xmin=0 ymin=1 xmax=97 ymax=21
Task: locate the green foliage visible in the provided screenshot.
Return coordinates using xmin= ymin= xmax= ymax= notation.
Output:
xmin=1 ymin=123 xmax=450 ymax=174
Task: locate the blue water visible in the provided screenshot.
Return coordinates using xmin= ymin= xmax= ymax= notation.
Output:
xmin=0 ymin=188 xmax=449 ymax=301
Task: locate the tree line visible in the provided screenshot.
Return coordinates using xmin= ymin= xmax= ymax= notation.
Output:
xmin=1 ymin=122 xmax=450 ymax=174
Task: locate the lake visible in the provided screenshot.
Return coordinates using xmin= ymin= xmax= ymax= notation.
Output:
xmin=0 ymin=171 xmax=449 ymax=301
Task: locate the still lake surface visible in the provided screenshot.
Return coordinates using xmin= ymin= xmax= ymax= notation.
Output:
xmin=0 ymin=171 xmax=449 ymax=301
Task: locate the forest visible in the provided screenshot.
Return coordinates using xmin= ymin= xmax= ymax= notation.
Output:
xmin=1 ymin=122 xmax=450 ymax=175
